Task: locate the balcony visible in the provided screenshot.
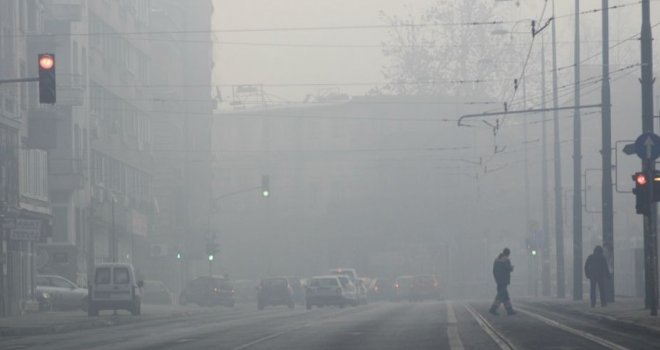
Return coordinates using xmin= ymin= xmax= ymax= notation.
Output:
xmin=44 ymin=0 xmax=83 ymax=22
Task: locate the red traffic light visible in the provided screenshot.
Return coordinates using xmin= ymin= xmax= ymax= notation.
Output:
xmin=39 ymin=54 xmax=54 ymax=70
xmin=636 ymin=173 xmax=649 ymax=186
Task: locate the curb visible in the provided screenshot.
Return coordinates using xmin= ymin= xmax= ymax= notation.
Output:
xmin=524 ymin=301 xmax=660 ymax=337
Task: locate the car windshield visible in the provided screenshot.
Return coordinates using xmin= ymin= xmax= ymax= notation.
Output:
xmin=114 ymin=268 xmax=130 ymax=284
xmin=95 ymin=268 xmax=111 ymax=285
xmin=51 ymin=276 xmax=75 ymax=289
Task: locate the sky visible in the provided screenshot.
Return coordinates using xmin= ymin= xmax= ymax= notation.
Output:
xmin=211 ymin=0 xmax=645 ymax=104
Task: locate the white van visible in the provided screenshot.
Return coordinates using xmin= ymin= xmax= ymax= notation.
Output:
xmin=88 ymin=263 xmax=143 ymax=316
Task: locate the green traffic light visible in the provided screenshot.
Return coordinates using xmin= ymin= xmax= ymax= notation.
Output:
xmin=262 ymin=190 xmax=270 ymax=198
xmin=208 ymin=254 xmax=214 ymax=261
xmin=531 ymin=250 xmax=538 ymax=256
xmin=176 ymin=253 xmax=182 ymax=260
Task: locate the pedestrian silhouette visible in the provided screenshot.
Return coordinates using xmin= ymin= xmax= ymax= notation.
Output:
xmin=584 ymin=245 xmax=610 ymax=307
xmin=489 ymin=248 xmax=516 ymax=316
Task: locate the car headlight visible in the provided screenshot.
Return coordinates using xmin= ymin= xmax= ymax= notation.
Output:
xmin=37 ymin=292 xmax=51 ymax=300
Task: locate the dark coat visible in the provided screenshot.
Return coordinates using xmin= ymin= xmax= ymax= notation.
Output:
xmin=584 ymin=246 xmax=610 ymax=281
xmin=493 ymin=255 xmax=513 ymax=286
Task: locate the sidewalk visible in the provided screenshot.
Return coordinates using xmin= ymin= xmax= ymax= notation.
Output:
xmin=0 ymin=304 xmax=212 ymax=337
xmin=524 ymin=297 xmax=660 ymax=334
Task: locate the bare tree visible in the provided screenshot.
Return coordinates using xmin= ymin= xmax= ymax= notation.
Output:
xmin=381 ymin=0 xmax=523 ymax=99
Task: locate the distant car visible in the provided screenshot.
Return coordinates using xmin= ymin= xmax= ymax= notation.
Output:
xmin=356 ymin=278 xmax=369 ymax=305
xmin=36 ymin=275 xmax=88 ymax=312
xmin=394 ymin=275 xmax=414 ymax=301
xmin=257 ymin=277 xmax=295 ymax=310
xmin=284 ymin=276 xmax=305 ymax=304
xmin=88 ymin=263 xmax=143 ymax=316
xmin=305 ymin=276 xmax=351 ymax=309
xmin=329 ymin=268 xmax=358 ymax=282
xmin=410 ymin=275 xmax=442 ymax=301
xmin=369 ymin=278 xmax=395 ymax=301
xmin=142 ymin=280 xmax=173 ymax=305
xmin=180 ymin=276 xmax=235 ymax=307
xmin=336 ymin=275 xmax=358 ymax=306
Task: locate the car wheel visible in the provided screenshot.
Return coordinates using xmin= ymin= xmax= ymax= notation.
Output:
xmin=257 ymin=302 xmax=264 ymax=310
xmin=288 ymin=302 xmax=295 ymax=309
xmin=179 ymin=295 xmax=187 ymax=306
xmin=81 ymin=298 xmax=89 ymax=312
xmin=306 ymin=303 xmax=312 ymax=310
xmin=339 ymin=303 xmax=345 ymax=309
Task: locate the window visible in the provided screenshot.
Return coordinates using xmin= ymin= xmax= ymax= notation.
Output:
xmin=113 ymin=267 xmax=129 ymax=284
xmin=51 ymin=276 xmax=75 ymax=289
xmin=95 ymin=268 xmax=111 ymax=284
xmin=36 ymin=276 xmax=50 ymax=287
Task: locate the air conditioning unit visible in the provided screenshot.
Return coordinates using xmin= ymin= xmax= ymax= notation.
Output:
xmin=150 ymin=244 xmax=168 ymax=257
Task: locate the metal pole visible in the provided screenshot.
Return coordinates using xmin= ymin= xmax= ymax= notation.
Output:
xmin=640 ymin=0 xmax=658 ymax=315
xmin=524 ymin=76 xmax=534 ymax=296
xmin=111 ymin=197 xmax=117 ymax=263
xmin=87 ymin=204 xmax=95 ymax=286
xmin=552 ymin=0 xmax=566 ymax=299
xmin=573 ymin=0 xmax=584 ymax=301
xmin=601 ymin=0 xmax=615 ymax=303
xmin=541 ymin=35 xmax=551 ymax=297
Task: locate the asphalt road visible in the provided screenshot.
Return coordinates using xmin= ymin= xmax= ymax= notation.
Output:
xmin=2 ymin=300 xmax=660 ymax=350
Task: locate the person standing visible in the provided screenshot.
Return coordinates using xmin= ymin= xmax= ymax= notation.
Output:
xmin=489 ymin=248 xmax=515 ymax=316
xmin=584 ymin=245 xmax=610 ymax=307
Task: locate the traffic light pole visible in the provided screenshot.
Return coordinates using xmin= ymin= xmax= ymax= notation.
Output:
xmin=641 ymin=0 xmax=658 ymax=316
xmin=573 ymin=0 xmax=584 ymax=302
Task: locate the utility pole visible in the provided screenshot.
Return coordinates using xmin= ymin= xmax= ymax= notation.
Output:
xmin=640 ymin=0 xmax=658 ymax=315
xmin=573 ymin=0 xmax=584 ymax=301
xmin=552 ymin=0 xmax=566 ymax=299
xmin=524 ymin=75 xmax=534 ymax=296
xmin=541 ymin=35 xmax=551 ymax=297
xmin=601 ymin=0 xmax=615 ymax=304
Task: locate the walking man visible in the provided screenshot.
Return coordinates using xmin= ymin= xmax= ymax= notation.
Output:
xmin=584 ymin=245 xmax=610 ymax=307
xmin=489 ymin=248 xmax=515 ymax=316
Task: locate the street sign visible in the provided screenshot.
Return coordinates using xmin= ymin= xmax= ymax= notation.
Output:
xmin=622 ymin=143 xmax=636 ymax=155
xmin=9 ymin=219 xmax=42 ymax=241
xmin=634 ymin=132 xmax=660 ymax=160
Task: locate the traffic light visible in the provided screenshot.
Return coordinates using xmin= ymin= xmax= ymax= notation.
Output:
xmin=208 ymin=254 xmax=214 ymax=261
xmin=176 ymin=251 xmax=182 ymax=260
xmin=531 ymin=249 xmax=538 ymax=256
xmin=631 ymin=171 xmax=660 ymax=215
xmin=261 ymin=175 xmax=270 ymax=198
xmin=38 ymin=53 xmax=56 ymax=104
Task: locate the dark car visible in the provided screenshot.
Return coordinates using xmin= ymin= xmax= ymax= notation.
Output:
xmin=394 ymin=275 xmax=414 ymax=301
xmin=370 ymin=278 xmax=395 ymax=301
xmin=410 ymin=275 xmax=442 ymax=301
xmin=142 ymin=280 xmax=173 ymax=305
xmin=257 ymin=277 xmax=295 ymax=310
xmin=180 ymin=276 xmax=235 ymax=307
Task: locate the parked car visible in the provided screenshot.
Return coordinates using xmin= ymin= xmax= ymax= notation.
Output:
xmin=88 ymin=263 xmax=143 ymax=316
xmin=36 ymin=275 xmax=88 ymax=312
xmin=394 ymin=275 xmax=414 ymax=301
xmin=142 ymin=280 xmax=173 ymax=305
xmin=305 ymin=276 xmax=350 ymax=309
xmin=257 ymin=277 xmax=295 ymax=310
xmin=336 ymin=275 xmax=358 ymax=306
xmin=369 ymin=278 xmax=396 ymax=301
xmin=179 ymin=276 xmax=235 ymax=307
xmin=410 ymin=275 xmax=442 ymax=301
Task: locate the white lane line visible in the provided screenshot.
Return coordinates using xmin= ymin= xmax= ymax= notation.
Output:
xmin=463 ymin=304 xmax=516 ymax=350
xmin=517 ymin=307 xmax=630 ymax=350
xmin=446 ymin=302 xmax=465 ymax=350
xmin=230 ymin=331 xmax=290 ymax=350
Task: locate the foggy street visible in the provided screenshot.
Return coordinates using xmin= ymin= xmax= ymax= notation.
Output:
xmin=2 ymin=300 xmax=660 ymax=350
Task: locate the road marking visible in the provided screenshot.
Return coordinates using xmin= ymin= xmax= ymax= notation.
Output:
xmin=230 ymin=331 xmax=289 ymax=350
xmin=517 ymin=307 xmax=630 ymax=350
xmin=446 ymin=302 xmax=464 ymax=350
xmin=464 ymin=304 xmax=516 ymax=350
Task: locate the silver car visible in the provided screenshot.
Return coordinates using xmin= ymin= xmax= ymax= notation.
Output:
xmin=36 ymin=275 xmax=88 ymax=311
